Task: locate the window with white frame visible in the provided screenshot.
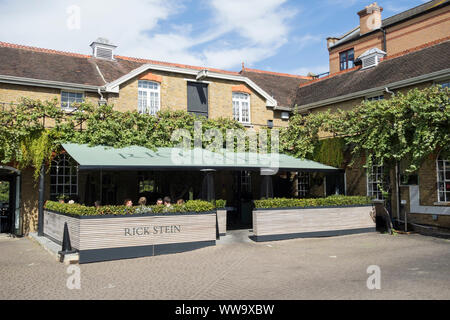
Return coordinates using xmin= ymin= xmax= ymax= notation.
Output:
xmin=232 ymin=92 xmax=250 ymax=123
xmin=367 ymin=164 xmax=384 ymax=200
xmin=297 ymin=172 xmax=310 ymax=197
xmin=61 ymin=91 xmax=84 ymax=110
xmin=50 ymin=154 xmax=78 ymax=200
xmin=366 ymin=94 xmax=384 ymax=101
xmin=437 ymin=153 xmax=450 ymax=203
xmin=138 ymin=80 xmax=160 ymax=115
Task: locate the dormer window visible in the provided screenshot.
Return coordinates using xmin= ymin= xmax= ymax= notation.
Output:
xmin=340 ymin=48 xmax=354 ymax=71
xmin=90 ymin=37 xmax=117 ymax=60
xmin=358 ymin=48 xmax=386 ymax=69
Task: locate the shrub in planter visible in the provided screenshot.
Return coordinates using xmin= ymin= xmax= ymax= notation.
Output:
xmin=44 ymin=199 xmax=214 ymax=217
xmin=214 ymin=199 xmax=226 ymax=209
xmin=253 ymin=195 xmax=372 ymax=209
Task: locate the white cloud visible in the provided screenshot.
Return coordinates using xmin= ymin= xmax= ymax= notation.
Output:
xmin=0 ymin=0 xmax=178 ymax=55
xmin=0 ymin=0 xmax=297 ymax=70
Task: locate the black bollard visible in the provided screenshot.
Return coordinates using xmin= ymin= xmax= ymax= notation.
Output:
xmin=58 ymin=222 xmax=77 ymax=256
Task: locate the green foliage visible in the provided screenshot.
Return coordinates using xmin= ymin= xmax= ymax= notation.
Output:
xmin=0 ymin=181 xmax=9 ymax=203
xmin=312 ymin=137 xmax=345 ymax=168
xmin=214 ymin=199 xmax=226 ymax=208
xmin=280 ymin=111 xmax=333 ymax=159
xmin=335 ymin=86 xmax=450 ymax=172
xmin=0 ymin=99 xmax=246 ymax=180
xmin=254 ymin=195 xmax=373 ymax=209
xmin=44 ymin=199 xmax=214 ymax=216
xmin=283 ymin=86 xmax=449 ymax=172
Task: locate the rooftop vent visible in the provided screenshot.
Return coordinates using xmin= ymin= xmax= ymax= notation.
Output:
xmin=357 ymin=48 xmax=386 ymax=69
xmin=90 ymin=37 xmax=117 ymax=60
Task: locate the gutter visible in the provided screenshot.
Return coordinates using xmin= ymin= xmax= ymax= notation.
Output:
xmin=0 ymin=74 xmax=104 ymax=92
xmin=296 ymin=68 xmax=450 ymax=112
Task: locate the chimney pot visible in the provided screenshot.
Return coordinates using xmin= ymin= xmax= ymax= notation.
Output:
xmin=358 ymin=2 xmax=383 ymax=35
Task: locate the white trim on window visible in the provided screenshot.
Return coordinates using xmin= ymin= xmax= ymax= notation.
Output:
xmin=436 ymin=152 xmax=450 ymax=203
xmin=232 ymin=92 xmax=251 ymax=124
xmin=50 ymin=154 xmax=78 ymax=200
xmin=61 ymin=90 xmax=84 ymax=111
xmin=138 ymin=80 xmax=160 ymax=115
xmin=297 ymin=172 xmax=310 ymax=198
xmin=366 ymin=93 xmax=384 ymax=101
xmin=367 ymin=164 xmax=384 ymax=200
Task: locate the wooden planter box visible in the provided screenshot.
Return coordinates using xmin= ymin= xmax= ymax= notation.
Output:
xmin=217 ymin=209 xmax=227 ymax=236
xmin=252 ymin=205 xmax=375 ymax=242
xmin=43 ymin=210 xmax=217 ymax=263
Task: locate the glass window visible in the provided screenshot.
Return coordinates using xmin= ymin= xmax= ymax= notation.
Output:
xmin=298 ymin=172 xmax=310 ymax=198
xmin=339 ymin=48 xmax=354 ymax=71
xmin=367 ymin=164 xmax=384 ymax=200
xmin=50 ymin=154 xmax=78 ymax=200
xmin=241 ymin=171 xmax=252 ymax=193
xmin=232 ymin=92 xmax=250 ymax=123
xmin=367 ymin=95 xmax=384 ymax=101
xmin=61 ymin=91 xmax=84 ymax=110
xmin=138 ymin=80 xmax=160 ymax=115
xmin=437 ymin=153 xmax=450 ymax=202
xmin=439 ymin=81 xmax=450 ymax=89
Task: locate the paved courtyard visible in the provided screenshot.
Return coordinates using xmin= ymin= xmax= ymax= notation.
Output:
xmin=0 ymin=232 xmax=449 ymax=300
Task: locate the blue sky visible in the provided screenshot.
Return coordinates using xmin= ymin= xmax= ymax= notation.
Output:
xmin=0 ymin=0 xmax=428 ymax=75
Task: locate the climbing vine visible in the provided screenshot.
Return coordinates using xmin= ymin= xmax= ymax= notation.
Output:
xmin=281 ymin=85 xmax=449 ymax=172
xmin=0 ymin=85 xmax=448 ymax=180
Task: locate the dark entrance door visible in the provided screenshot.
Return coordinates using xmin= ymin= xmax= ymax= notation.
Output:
xmin=227 ymin=171 xmax=253 ymax=230
xmin=187 ymin=82 xmax=208 ymax=118
xmin=0 ymin=169 xmax=19 ymax=234
xmin=325 ymin=172 xmax=345 ymax=196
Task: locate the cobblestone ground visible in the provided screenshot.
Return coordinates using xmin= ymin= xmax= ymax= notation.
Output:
xmin=0 ymin=232 xmax=449 ymax=300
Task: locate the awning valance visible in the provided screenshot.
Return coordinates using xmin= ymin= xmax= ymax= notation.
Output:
xmin=62 ymin=143 xmax=339 ymax=172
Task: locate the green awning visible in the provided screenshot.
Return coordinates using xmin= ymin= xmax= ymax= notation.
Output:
xmin=62 ymin=143 xmax=338 ymax=172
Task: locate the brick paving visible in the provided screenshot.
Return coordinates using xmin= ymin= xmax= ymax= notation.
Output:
xmin=0 ymin=232 xmax=449 ymax=300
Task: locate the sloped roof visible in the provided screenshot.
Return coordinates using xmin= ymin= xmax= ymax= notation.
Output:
xmin=295 ymin=40 xmax=450 ymax=108
xmin=62 ymin=143 xmax=338 ymax=172
xmin=329 ymin=0 xmax=449 ymax=49
xmin=0 ymin=41 xmax=242 ymax=88
xmin=240 ymin=68 xmax=311 ymax=108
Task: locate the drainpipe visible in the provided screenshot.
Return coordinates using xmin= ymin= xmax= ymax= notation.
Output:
xmin=380 ymin=28 xmax=387 ymax=53
xmin=97 ymin=88 xmax=107 ymax=106
xmin=385 ymin=87 xmax=395 ymax=96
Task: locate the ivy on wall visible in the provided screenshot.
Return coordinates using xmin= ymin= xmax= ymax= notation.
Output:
xmin=282 ymin=85 xmax=450 ymax=172
xmin=312 ymin=137 xmax=345 ymax=168
xmin=0 ymin=86 xmax=448 ymax=181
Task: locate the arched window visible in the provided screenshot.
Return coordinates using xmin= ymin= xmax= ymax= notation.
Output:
xmin=437 ymin=153 xmax=450 ymax=203
xmin=138 ymin=80 xmax=160 ymax=115
xmin=50 ymin=154 xmax=78 ymax=200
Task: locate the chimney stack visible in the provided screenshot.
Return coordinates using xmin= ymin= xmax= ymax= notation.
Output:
xmin=358 ymin=2 xmax=383 ymax=35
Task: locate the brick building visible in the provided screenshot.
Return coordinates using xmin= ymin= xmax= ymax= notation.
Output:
xmin=294 ymin=1 xmax=450 ymax=229
xmin=0 ymin=0 xmax=449 ymax=235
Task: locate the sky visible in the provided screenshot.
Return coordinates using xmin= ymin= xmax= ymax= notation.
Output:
xmin=0 ymin=0 xmax=429 ymax=76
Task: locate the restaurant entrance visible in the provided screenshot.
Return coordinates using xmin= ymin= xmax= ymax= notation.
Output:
xmin=0 ymin=167 xmax=20 ymax=235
